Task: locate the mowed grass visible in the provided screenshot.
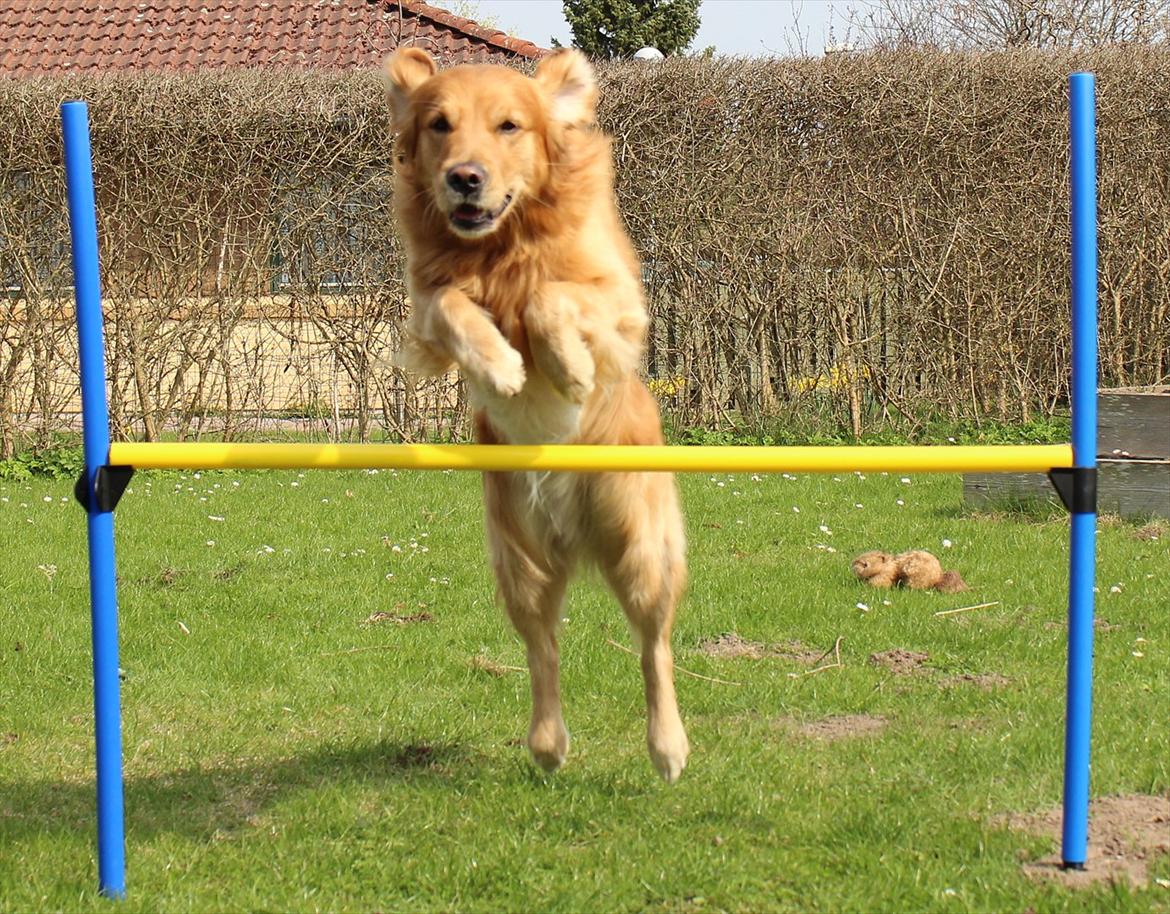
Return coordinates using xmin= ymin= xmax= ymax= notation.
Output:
xmin=1 ymin=467 xmax=1167 ymax=913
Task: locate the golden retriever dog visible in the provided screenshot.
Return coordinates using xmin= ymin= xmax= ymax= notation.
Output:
xmin=384 ymin=48 xmax=689 ymax=782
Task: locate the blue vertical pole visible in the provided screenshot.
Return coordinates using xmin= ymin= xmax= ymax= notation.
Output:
xmin=1062 ymin=73 xmax=1098 ymax=870
xmin=62 ymin=101 xmax=126 ymax=899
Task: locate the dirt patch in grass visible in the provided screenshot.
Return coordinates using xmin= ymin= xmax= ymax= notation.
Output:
xmin=775 ymin=714 xmax=888 ymax=741
xmin=698 ymin=633 xmax=771 ymax=659
xmin=1134 ymin=520 xmax=1166 ymax=541
xmin=869 ymin=648 xmax=929 ymax=675
xmin=698 ymin=632 xmax=823 ymax=663
xmin=775 ymin=641 xmax=829 ymax=664
xmin=942 ymin=672 xmax=1010 ymax=689
xmin=1044 ymin=618 xmax=1120 ymax=633
xmin=1006 ymin=793 xmax=1170 ymax=887
xmin=156 ymin=566 xmax=180 ymax=586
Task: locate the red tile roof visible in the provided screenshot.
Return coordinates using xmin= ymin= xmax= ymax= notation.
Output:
xmin=0 ymin=0 xmax=549 ymax=77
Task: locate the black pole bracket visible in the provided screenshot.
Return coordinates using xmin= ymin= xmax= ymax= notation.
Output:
xmin=74 ymin=465 xmax=135 ymax=513
xmin=1047 ymin=467 xmax=1097 ymax=515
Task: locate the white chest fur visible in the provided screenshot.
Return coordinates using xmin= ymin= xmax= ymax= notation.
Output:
xmin=469 ymin=372 xmax=582 ymax=445
xmin=468 ymin=373 xmax=587 ymax=547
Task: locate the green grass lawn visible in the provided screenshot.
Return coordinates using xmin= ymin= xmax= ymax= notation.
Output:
xmin=1 ymin=467 xmax=1167 ymax=912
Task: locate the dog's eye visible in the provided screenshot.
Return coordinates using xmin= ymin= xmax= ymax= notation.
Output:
xmin=498 ymin=120 xmax=520 ymax=134
xmin=429 ymin=116 xmax=452 ymax=133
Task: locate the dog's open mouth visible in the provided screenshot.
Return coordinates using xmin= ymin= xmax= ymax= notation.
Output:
xmin=450 ymin=195 xmax=512 ymax=231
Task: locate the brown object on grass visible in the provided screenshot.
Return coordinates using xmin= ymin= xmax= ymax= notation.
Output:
xmin=852 ymin=549 xmax=969 ymax=592
xmin=850 ymin=551 xmax=899 ymax=588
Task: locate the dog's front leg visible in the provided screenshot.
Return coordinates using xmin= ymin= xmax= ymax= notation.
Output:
xmin=525 ymin=285 xmax=596 ymax=404
xmin=404 ymin=285 xmax=526 ymax=397
xmin=530 ymin=280 xmax=648 ymax=394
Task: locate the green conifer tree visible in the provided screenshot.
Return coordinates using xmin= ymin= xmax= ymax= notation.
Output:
xmin=556 ymin=0 xmax=702 ymax=59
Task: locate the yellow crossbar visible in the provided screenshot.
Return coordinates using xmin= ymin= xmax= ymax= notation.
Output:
xmin=108 ymin=442 xmax=1073 ymax=474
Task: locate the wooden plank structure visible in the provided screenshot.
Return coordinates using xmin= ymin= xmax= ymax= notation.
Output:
xmin=964 ymin=387 xmax=1170 ymax=518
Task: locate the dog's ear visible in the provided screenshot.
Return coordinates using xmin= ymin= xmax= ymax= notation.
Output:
xmin=383 ymin=48 xmax=438 ymax=129
xmin=535 ymin=49 xmax=597 ymax=126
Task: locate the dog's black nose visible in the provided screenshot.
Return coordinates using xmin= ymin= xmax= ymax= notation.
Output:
xmin=446 ymin=163 xmax=485 ymax=196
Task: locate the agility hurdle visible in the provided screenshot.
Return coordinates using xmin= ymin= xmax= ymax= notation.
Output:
xmin=62 ymin=73 xmax=1099 ymax=899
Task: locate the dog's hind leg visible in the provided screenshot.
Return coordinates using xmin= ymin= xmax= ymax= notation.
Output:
xmin=483 ymin=471 xmax=572 ymax=772
xmin=593 ymin=472 xmax=689 ymax=783
xmin=507 ymin=569 xmax=571 ymax=772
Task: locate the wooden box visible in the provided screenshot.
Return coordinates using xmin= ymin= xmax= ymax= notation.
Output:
xmin=963 ymin=388 xmax=1169 ymax=519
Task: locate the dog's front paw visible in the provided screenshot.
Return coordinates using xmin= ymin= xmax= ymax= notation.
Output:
xmin=537 ymin=341 xmax=595 ymax=404
xmin=528 ymin=323 xmax=595 ymax=404
xmin=580 ymin=308 xmax=645 ymax=383
xmin=481 ymin=344 xmax=527 ymax=398
xmin=561 ymin=354 xmax=595 ymax=404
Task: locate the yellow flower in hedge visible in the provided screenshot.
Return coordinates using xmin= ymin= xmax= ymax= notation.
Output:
xmin=647 ymin=376 xmax=687 ymax=399
xmin=790 ymin=363 xmax=870 ymax=395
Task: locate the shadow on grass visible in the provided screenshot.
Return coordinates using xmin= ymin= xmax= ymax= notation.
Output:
xmin=0 ymin=738 xmax=471 ymax=844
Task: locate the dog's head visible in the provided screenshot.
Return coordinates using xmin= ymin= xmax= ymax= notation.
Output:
xmin=385 ymin=48 xmax=597 ymax=240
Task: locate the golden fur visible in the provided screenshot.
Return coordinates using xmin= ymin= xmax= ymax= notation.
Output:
xmin=852 ymin=549 xmax=969 ymax=593
xmin=851 ymin=550 xmax=899 ymax=589
xmin=384 ymin=48 xmax=689 ymax=782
